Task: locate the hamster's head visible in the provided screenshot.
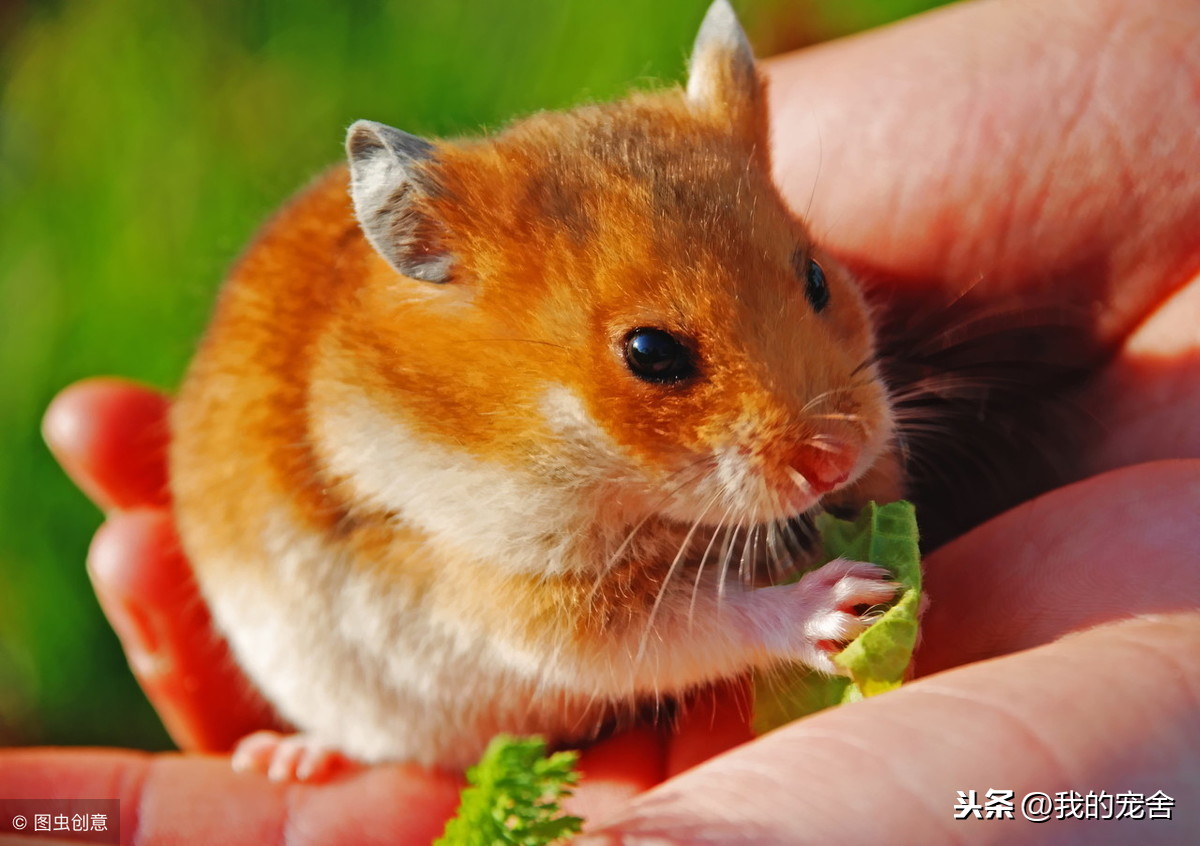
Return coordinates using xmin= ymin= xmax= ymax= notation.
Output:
xmin=324 ymin=1 xmax=894 ymax=571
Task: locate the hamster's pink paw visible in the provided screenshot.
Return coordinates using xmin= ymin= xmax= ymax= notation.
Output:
xmin=231 ymin=730 xmax=353 ymax=782
xmin=787 ymin=558 xmax=897 ymax=673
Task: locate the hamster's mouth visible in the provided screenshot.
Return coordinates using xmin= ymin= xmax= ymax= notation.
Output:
xmin=650 ymin=508 xmax=825 ymax=589
xmin=652 ymin=447 xmax=877 ymax=531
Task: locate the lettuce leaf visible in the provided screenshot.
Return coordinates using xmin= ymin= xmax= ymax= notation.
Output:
xmin=436 ymin=735 xmax=583 ymax=846
xmin=752 ymin=501 xmax=922 ymax=734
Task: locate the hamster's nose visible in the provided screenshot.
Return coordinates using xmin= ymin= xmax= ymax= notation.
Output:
xmin=786 ymin=439 xmax=857 ymax=495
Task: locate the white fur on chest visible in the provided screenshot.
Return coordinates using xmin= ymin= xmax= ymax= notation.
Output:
xmin=205 ymin=508 xmax=785 ymax=767
xmin=203 ymin=509 xmax=611 ymax=768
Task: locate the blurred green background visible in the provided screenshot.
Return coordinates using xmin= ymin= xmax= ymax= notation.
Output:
xmin=0 ymin=0 xmax=951 ymax=751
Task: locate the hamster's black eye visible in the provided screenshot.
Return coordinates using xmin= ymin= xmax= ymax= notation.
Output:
xmin=623 ymin=328 xmax=694 ymax=383
xmin=793 ymin=248 xmax=830 ymax=313
xmin=804 ymin=258 xmax=829 ymax=313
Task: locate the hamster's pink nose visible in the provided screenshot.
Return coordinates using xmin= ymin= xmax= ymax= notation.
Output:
xmin=787 ymin=440 xmax=857 ymax=495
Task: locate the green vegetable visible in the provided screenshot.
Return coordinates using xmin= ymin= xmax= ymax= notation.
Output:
xmin=752 ymin=500 xmax=922 ymax=734
xmin=436 ymin=735 xmax=583 ymax=846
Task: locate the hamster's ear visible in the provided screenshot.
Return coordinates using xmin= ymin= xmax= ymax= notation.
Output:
xmin=686 ymin=1 xmax=766 ymax=143
xmin=346 ymin=120 xmax=452 ymax=284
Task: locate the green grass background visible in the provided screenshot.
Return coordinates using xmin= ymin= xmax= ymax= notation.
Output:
xmin=0 ymin=0 xmax=950 ymax=751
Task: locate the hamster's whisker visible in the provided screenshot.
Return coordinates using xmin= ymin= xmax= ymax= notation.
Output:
xmin=778 ymin=512 xmax=817 ymax=570
xmin=770 ymin=483 xmax=806 ymax=583
xmin=765 ymin=518 xmax=779 ymax=584
xmin=790 ymin=511 xmax=817 ymax=544
xmin=715 ymin=514 xmax=744 ymax=610
xmin=737 ymin=520 xmax=759 ymax=588
xmin=635 ymin=494 xmax=720 ymax=666
xmin=758 ymin=484 xmax=783 ymax=585
xmin=688 ymin=500 xmax=737 ymax=628
xmin=808 ymin=411 xmax=870 ymax=440
xmin=804 ymin=126 xmax=823 ymax=220
xmin=584 ymin=457 xmax=713 ymax=606
xmin=892 ymin=416 xmax=981 ymax=448
xmin=783 ymin=468 xmax=823 ymax=573
xmin=890 ymin=422 xmax=960 ymax=444
xmin=785 ymin=467 xmax=816 ymax=500
xmin=736 ymin=522 xmax=751 ymax=587
xmin=772 ymin=489 xmax=807 ymax=581
xmin=745 ymin=521 xmax=761 ymax=588
xmin=886 ymin=374 xmax=1013 ymax=405
xmin=799 ymin=387 xmax=847 ymax=415
xmin=752 ymin=523 xmax=767 ymax=586
xmin=808 ymin=412 xmax=865 ymax=423
xmin=849 ymin=352 xmax=882 ymax=379
xmin=839 ymin=367 xmax=880 ymax=394
xmin=466 ymin=337 xmax=570 ymax=351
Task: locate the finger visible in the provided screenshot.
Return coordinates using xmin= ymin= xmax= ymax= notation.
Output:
xmin=0 ymin=748 xmax=463 ymax=846
xmin=571 ymin=725 xmax=668 ymax=823
xmin=915 ymin=459 xmax=1200 ymax=676
xmin=664 ymin=679 xmax=755 ymax=778
xmin=1077 ymin=272 xmax=1200 ymax=476
xmin=571 ymin=679 xmax=755 ymax=820
xmin=763 ymin=0 xmax=1200 ymax=347
xmin=43 ymin=378 xmax=172 ymax=512
xmin=89 ymin=509 xmax=281 ymax=752
xmin=581 ymin=612 xmax=1200 ymax=843
xmin=568 ymin=678 xmax=759 ymax=821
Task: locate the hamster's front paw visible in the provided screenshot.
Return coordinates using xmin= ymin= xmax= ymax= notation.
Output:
xmin=231 ymin=730 xmax=354 ymax=783
xmin=783 ymin=558 xmax=897 ymax=675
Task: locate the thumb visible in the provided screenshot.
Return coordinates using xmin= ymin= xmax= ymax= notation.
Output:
xmin=88 ymin=509 xmax=281 ymax=751
xmin=579 ymin=613 xmax=1200 ymax=844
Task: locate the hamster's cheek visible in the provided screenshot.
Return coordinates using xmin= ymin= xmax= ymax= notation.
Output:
xmin=306 ymin=384 xmax=564 ymax=572
xmin=536 ymin=384 xmax=624 ymax=459
xmin=536 ymin=383 xmax=720 ymax=518
xmin=534 ymin=384 xmax=645 ymax=489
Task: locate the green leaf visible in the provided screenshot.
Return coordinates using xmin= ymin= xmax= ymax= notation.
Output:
xmin=436 ymin=735 xmax=584 ymax=846
xmin=752 ymin=501 xmax=922 ymax=734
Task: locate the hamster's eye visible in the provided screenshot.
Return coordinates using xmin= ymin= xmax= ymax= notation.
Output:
xmin=804 ymin=258 xmax=829 ymax=313
xmin=623 ymin=328 xmax=694 ymax=383
xmin=793 ymin=248 xmax=830 ymax=313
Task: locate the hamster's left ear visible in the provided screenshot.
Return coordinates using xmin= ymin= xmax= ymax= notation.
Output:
xmin=686 ymin=0 xmax=767 ymax=150
xmin=346 ymin=120 xmax=453 ymax=284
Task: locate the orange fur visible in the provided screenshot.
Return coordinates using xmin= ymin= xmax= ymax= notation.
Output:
xmin=170 ymin=1 xmax=901 ymax=770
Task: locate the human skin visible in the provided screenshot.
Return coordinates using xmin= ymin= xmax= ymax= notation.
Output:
xmin=10 ymin=0 xmax=1200 ymax=842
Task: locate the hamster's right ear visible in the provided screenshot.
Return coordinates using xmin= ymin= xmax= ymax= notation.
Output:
xmin=686 ymin=1 xmax=766 ymax=151
xmin=346 ymin=120 xmax=452 ymax=284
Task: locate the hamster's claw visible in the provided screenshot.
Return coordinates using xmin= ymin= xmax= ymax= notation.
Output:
xmin=790 ymin=558 xmax=898 ymax=674
xmin=232 ymin=729 xmax=352 ymax=782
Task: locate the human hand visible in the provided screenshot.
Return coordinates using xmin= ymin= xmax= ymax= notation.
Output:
xmin=11 ymin=0 xmax=1200 ymax=842
xmin=24 ymin=382 xmax=1200 ymax=843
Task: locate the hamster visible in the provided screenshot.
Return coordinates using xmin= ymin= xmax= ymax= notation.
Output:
xmin=170 ymin=0 xmax=903 ymax=779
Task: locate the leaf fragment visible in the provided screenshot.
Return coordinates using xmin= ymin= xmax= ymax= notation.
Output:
xmin=752 ymin=500 xmax=922 ymax=734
